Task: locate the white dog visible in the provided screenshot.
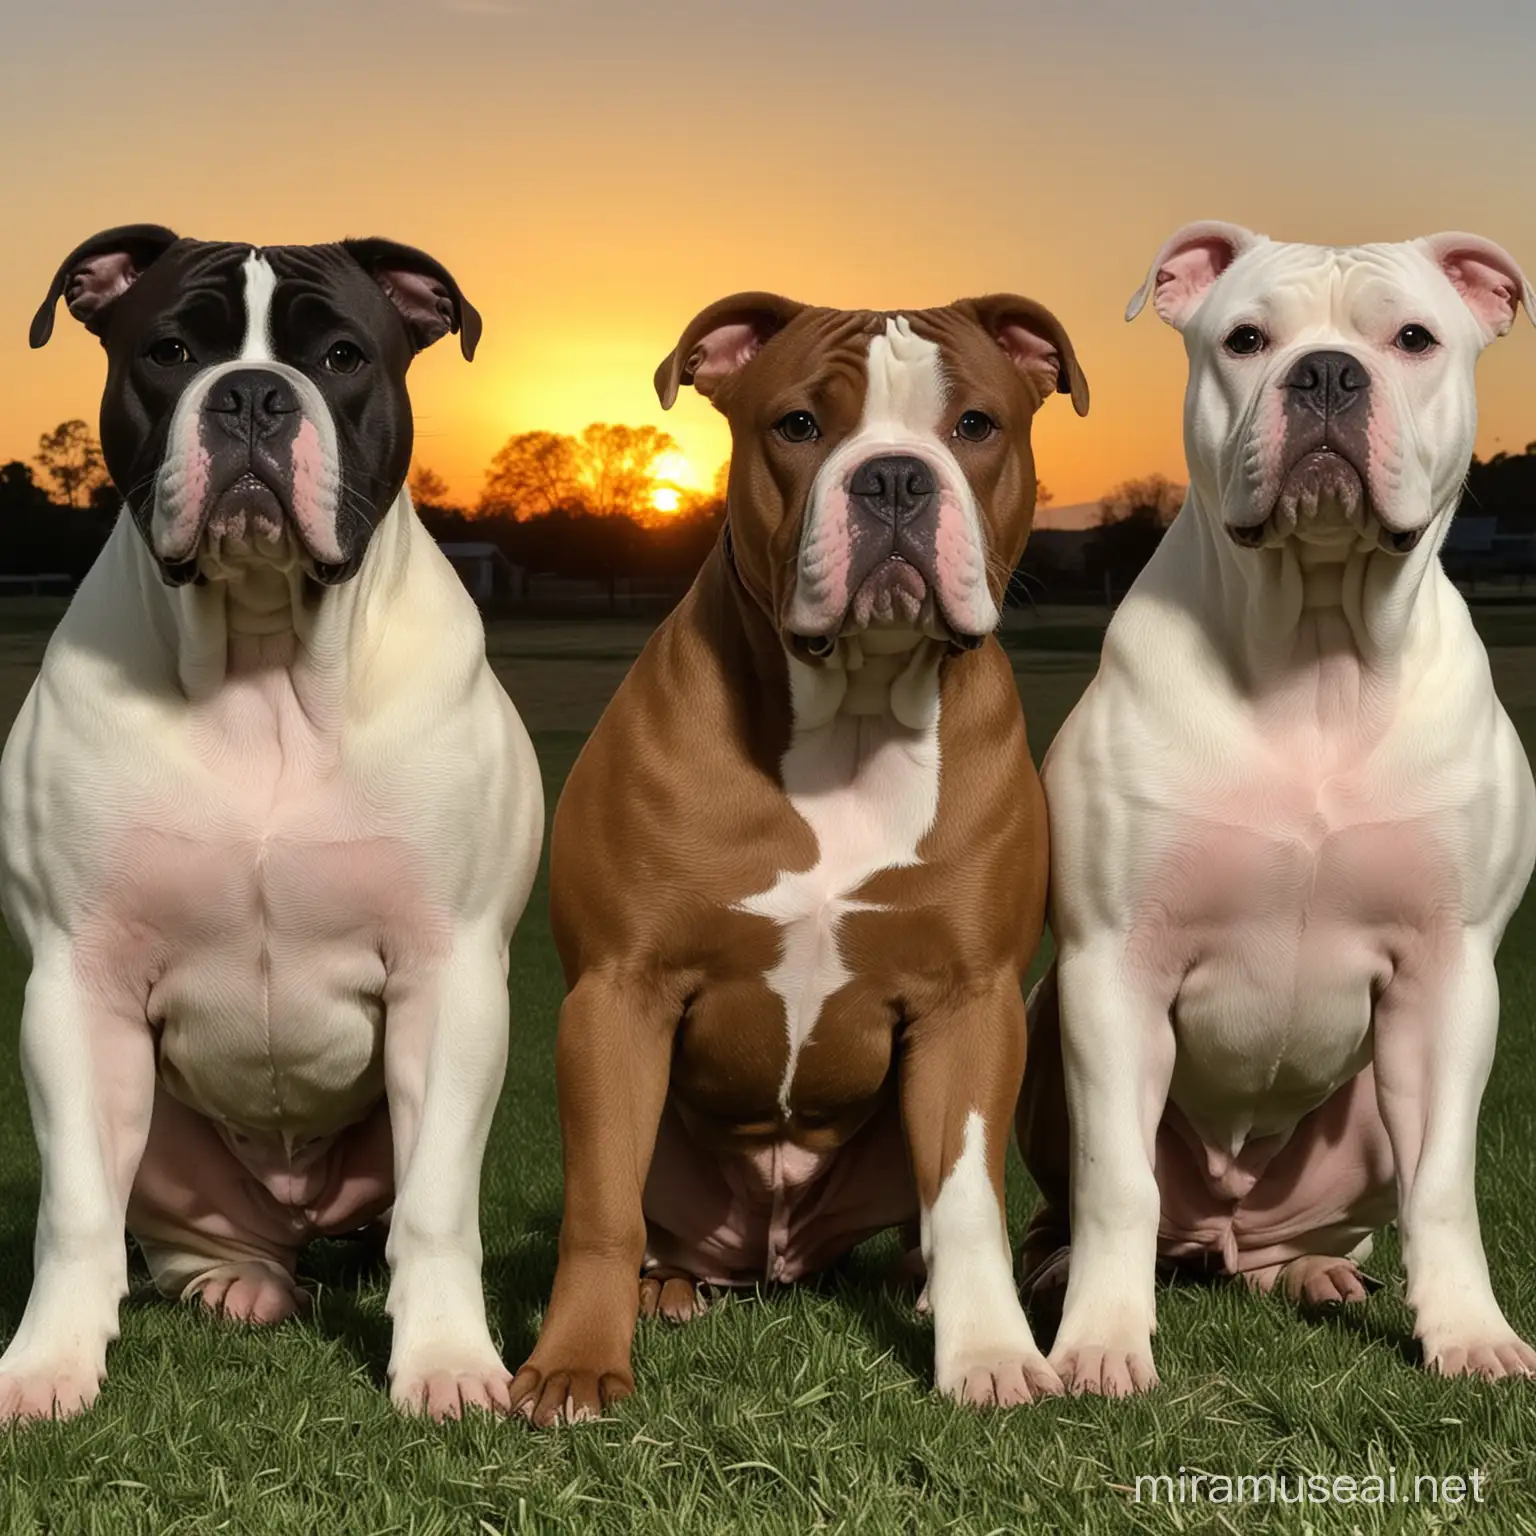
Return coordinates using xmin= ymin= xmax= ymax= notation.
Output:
xmin=1019 ymin=221 xmax=1536 ymax=1394
xmin=0 ymin=226 xmax=542 ymax=1420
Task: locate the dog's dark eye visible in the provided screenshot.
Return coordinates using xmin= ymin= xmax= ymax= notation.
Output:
xmin=1224 ymin=325 xmax=1267 ymax=356
xmin=954 ymin=410 xmax=998 ymax=443
xmin=1395 ymin=324 xmax=1437 ymax=355
xmin=324 ymin=340 xmax=366 ymax=375
xmin=775 ymin=410 xmax=820 ymax=443
xmin=146 ymin=338 xmax=191 ymax=367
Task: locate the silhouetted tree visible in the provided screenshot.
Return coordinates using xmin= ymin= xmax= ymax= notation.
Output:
xmin=480 ymin=431 xmax=583 ymax=520
xmin=1084 ymin=474 xmax=1186 ymax=596
xmin=34 ymin=419 xmax=108 ymax=509
xmin=0 ymin=459 xmax=113 ymax=580
xmin=0 ymin=460 xmax=51 ymax=516
xmin=1464 ymin=447 xmax=1536 ymax=534
xmin=408 ymin=464 xmax=452 ymax=509
xmin=576 ymin=423 xmax=679 ymax=522
xmin=1099 ymin=474 xmax=1185 ymax=526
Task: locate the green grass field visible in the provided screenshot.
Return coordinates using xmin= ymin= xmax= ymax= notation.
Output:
xmin=2 ymin=605 xmax=1535 ymax=1534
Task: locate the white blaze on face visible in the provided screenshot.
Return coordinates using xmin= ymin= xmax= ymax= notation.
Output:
xmin=239 ymin=252 xmax=277 ymax=361
xmin=736 ymin=654 xmax=942 ymax=1112
xmin=788 ymin=316 xmax=999 ymax=641
xmin=864 ymin=314 xmax=947 ymax=438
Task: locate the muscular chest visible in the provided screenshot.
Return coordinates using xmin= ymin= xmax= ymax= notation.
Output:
xmin=1128 ymin=749 xmax=1461 ymax=1141
xmin=72 ymin=720 xmax=446 ymax=1134
xmin=673 ymin=705 xmax=944 ymax=1133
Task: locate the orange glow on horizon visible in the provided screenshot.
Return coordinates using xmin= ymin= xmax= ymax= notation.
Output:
xmin=6 ymin=5 xmax=1536 ymax=523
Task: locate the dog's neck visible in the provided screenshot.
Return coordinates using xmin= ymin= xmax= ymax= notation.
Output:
xmin=215 ymin=547 xmax=304 ymax=670
xmin=716 ymin=533 xmax=946 ymax=736
xmin=787 ymin=629 xmax=946 ymax=734
xmin=1154 ymin=492 xmax=1452 ymax=757
xmin=133 ymin=491 xmax=413 ymax=740
xmin=1176 ymin=493 xmax=1445 ymax=677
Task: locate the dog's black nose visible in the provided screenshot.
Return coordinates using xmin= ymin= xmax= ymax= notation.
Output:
xmin=848 ymin=454 xmax=937 ymax=528
xmin=1284 ymin=350 xmax=1370 ymax=419
xmin=205 ymin=369 xmax=301 ymax=440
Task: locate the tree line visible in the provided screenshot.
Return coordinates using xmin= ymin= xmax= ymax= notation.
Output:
xmin=4 ymin=418 xmax=1535 ymax=596
xmin=408 ymin=422 xmax=728 ymax=593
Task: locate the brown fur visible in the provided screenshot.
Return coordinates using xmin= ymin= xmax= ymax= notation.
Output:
xmin=510 ymin=295 xmax=1084 ymax=1422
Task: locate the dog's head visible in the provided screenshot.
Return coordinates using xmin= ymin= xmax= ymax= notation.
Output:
xmin=31 ymin=225 xmax=480 ymax=586
xmin=1129 ymin=220 xmax=1534 ymax=553
xmin=656 ymin=292 xmax=1087 ymax=660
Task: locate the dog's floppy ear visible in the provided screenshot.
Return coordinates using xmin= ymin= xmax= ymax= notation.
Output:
xmin=1418 ymin=231 xmax=1536 ymax=342
xmin=344 ymin=237 xmax=483 ymax=361
xmin=1126 ymin=220 xmax=1262 ymax=330
xmin=654 ymin=292 xmax=807 ymax=410
xmin=31 ymin=224 xmax=180 ymax=348
xmin=964 ymin=294 xmax=1090 ymax=417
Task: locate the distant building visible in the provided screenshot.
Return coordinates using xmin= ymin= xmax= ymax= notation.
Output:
xmin=1440 ymin=514 xmax=1536 ymax=585
xmin=438 ymin=541 xmax=524 ymax=605
xmin=1443 ymin=516 xmax=1498 ymax=555
xmin=1023 ymin=528 xmax=1093 ymax=576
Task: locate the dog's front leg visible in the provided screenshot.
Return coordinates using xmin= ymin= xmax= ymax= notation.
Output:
xmin=509 ymin=970 xmax=679 ymax=1426
xmin=0 ymin=940 xmax=155 ymax=1420
xmin=1374 ymin=937 xmax=1536 ymax=1379
xmin=902 ymin=974 xmax=1060 ymax=1407
xmin=382 ymin=923 xmax=516 ymax=1419
xmin=1047 ymin=939 xmax=1176 ymax=1396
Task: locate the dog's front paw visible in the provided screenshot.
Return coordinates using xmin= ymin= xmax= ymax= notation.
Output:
xmin=1421 ymin=1325 xmax=1536 ymax=1382
xmin=936 ymin=1348 xmax=1062 ymax=1408
xmin=509 ymin=1355 xmax=634 ymax=1426
xmin=638 ymin=1270 xmax=706 ymax=1324
xmin=1050 ymin=1341 xmax=1158 ymax=1397
xmin=0 ymin=1355 xmax=104 ymax=1422
xmin=390 ymin=1345 xmax=515 ymax=1420
xmin=1246 ymin=1254 xmax=1373 ymax=1310
xmin=1049 ymin=1312 xmax=1159 ymax=1397
xmin=190 ymin=1263 xmax=310 ymax=1326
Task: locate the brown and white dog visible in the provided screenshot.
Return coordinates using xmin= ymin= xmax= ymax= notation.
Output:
xmin=510 ymin=291 xmax=1089 ymax=1423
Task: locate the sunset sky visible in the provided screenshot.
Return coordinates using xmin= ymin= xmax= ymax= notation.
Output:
xmin=5 ymin=0 xmax=1536 ymax=526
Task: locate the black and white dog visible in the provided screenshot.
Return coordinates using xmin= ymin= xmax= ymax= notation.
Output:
xmin=0 ymin=226 xmax=542 ymax=1420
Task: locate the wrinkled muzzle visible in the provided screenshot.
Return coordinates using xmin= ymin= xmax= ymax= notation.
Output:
xmin=1228 ymin=348 xmax=1426 ymax=553
xmin=787 ymin=448 xmax=999 ymax=654
xmin=152 ymin=362 xmax=350 ymax=585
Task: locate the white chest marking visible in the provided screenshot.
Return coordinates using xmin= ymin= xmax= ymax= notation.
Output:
xmin=240 ymin=252 xmax=276 ymax=361
xmin=737 ymin=659 xmax=941 ymax=1112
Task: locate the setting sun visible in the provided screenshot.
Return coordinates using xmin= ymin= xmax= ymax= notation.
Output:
xmin=648 ymin=449 xmax=697 ymax=518
xmin=651 ymin=450 xmax=697 ymax=488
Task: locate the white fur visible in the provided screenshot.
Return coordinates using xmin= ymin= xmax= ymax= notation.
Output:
xmin=737 ymin=646 xmax=941 ymax=1111
xmin=923 ymin=1110 xmax=1051 ymax=1399
xmin=1046 ymin=232 xmax=1536 ymax=1390
xmin=864 ymin=315 xmax=948 ymax=437
xmin=0 ymin=488 xmax=543 ymax=1419
xmin=239 ymin=251 xmax=276 ymax=361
